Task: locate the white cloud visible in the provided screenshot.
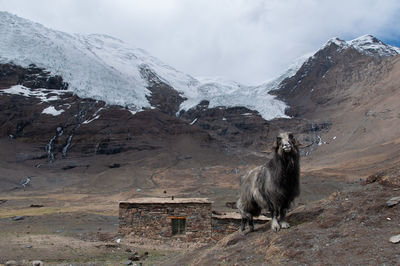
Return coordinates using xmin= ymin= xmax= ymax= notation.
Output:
xmin=1 ymin=0 xmax=399 ymax=84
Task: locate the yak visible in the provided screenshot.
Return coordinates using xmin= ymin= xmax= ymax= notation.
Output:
xmin=237 ymin=132 xmax=300 ymax=233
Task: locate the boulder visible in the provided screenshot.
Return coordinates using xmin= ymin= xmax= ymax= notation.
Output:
xmin=389 ymin=234 xmax=400 ymax=244
xmin=386 ymin=196 xmax=400 ymax=207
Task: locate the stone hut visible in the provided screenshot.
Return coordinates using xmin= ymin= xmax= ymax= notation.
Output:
xmin=119 ymin=197 xmax=212 ymax=242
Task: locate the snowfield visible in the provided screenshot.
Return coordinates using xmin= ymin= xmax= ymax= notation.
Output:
xmin=1 ymin=12 xmax=398 ymax=120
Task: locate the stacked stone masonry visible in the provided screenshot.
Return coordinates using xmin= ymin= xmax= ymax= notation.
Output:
xmin=119 ymin=198 xmax=270 ymax=241
xmin=211 ymin=216 xmax=269 ymax=240
xmin=119 ymin=198 xmax=212 ymax=242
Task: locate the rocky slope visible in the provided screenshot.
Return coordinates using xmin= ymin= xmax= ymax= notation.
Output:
xmin=0 ymin=63 xmax=212 ymax=162
xmin=273 ymin=37 xmax=400 ymax=178
xmin=274 ymin=35 xmax=400 ymax=118
xmin=172 ymin=171 xmax=400 ymax=265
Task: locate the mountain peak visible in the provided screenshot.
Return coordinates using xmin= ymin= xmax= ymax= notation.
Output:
xmin=349 ymin=34 xmax=400 ymax=57
xmin=350 ymin=34 xmax=379 ymax=43
xmin=322 ymin=34 xmax=399 ymax=58
xmin=325 ymin=37 xmax=349 ymax=48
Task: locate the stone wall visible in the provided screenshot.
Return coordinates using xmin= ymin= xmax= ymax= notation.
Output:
xmin=211 ymin=213 xmax=270 ymax=240
xmin=211 ymin=217 xmax=241 ymax=240
xmin=119 ymin=200 xmax=212 ymax=242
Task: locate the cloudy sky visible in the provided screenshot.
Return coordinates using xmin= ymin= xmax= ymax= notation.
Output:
xmin=1 ymin=0 xmax=399 ymax=84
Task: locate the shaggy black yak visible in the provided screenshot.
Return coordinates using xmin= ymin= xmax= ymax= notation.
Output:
xmin=237 ymin=132 xmax=300 ymax=232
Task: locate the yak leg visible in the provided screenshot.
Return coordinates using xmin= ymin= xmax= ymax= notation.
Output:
xmin=270 ymin=209 xmax=280 ymax=232
xmin=248 ymin=217 xmax=254 ymax=232
xmin=240 ymin=218 xmax=247 ymax=232
xmin=279 ymin=208 xmax=290 ymax=229
xmin=271 ymin=217 xmax=280 ymax=232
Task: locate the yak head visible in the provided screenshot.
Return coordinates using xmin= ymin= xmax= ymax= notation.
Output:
xmin=273 ymin=132 xmax=299 ymax=156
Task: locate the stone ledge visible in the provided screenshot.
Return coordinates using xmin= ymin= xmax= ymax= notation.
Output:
xmin=120 ymin=197 xmax=212 ymax=204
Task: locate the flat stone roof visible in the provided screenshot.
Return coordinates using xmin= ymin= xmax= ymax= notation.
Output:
xmin=212 ymin=212 xmax=271 ymax=221
xmin=120 ymin=197 xmax=212 ymax=204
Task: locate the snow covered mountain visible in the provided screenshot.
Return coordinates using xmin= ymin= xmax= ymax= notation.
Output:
xmin=0 ymin=11 xmax=197 ymax=113
xmin=1 ymin=11 xmax=399 ymax=121
xmin=0 ymin=11 xmax=289 ymax=120
xmin=2 ymin=11 xmax=400 ymax=161
xmin=274 ymin=32 xmax=400 ymax=119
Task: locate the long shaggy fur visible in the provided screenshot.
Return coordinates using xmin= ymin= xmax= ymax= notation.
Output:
xmin=237 ymin=132 xmax=300 ymax=232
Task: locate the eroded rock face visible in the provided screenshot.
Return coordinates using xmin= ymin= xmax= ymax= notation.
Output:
xmin=139 ymin=64 xmax=185 ymax=116
xmin=0 ymin=63 xmax=68 ymax=90
xmin=180 ymin=104 xmax=269 ymax=148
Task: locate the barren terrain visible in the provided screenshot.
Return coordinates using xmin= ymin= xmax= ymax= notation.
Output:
xmin=1 ymin=128 xmax=398 ymax=265
xmin=0 ymin=132 xmax=356 ymax=264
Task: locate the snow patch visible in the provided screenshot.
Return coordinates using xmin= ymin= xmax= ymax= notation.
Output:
xmin=190 ymin=118 xmax=198 ymax=125
xmin=1 ymin=84 xmax=32 ymax=97
xmin=317 ymin=135 xmax=323 ymax=146
xmin=82 ymin=115 xmax=100 ymax=124
xmin=325 ymin=37 xmax=350 ymax=50
xmin=129 ymin=110 xmax=137 ymax=115
xmin=42 ymin=106 xmax=64 ymax=116
xmin=0 ymin=84 xmax=66 ymax=102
